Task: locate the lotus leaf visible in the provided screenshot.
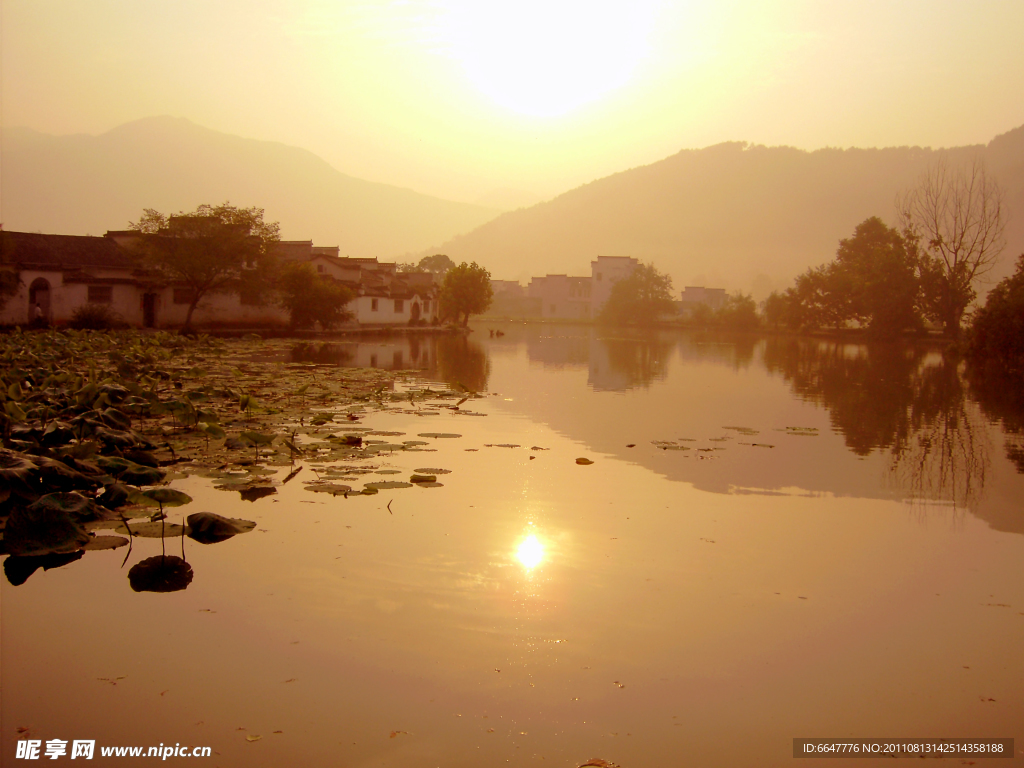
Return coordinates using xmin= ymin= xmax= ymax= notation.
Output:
xmin=237 ymin=485 xmax=277 ymax=502
xmin=413 ymin=468 xmax=452 ymax=474
xmin=576 ymin=457 xmax=594 ymax=465
xmin=113 ymin=521 xmax=188 ymax=538
xmin=417 ymin=433 xmax=462 ymax=439
xmin=81 ymin=535 xmax=129 ymax=551
xmin=28 ymin=491 xmax=115 ymax=523
xmin=3 ymin=505 xmax=91 ymax=556
xmin=186 ymin=512 xmax=256 ymax=544
xmin=364 ymin=481 xmax=413 ymax=490
xmin=409 ymin=474 xmax=436 ymax=483
xmin=304 ymin=483 xmax=352 ymax=495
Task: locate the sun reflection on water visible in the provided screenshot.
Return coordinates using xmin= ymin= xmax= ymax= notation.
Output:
xmin=516 ymin=534 xmax=544 ymax=570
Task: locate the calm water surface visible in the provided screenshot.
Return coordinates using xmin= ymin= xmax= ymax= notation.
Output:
xmin=3 ymin=325 xmax=1023 ymax=767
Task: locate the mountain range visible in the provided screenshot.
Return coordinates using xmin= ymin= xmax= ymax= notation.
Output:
xmin=429 ymin=126 xmax=1024 ymax=295
xmin=0 ymin=116 xmax=499 ymax=259
xmin=2 ymin=116 xmax=1022 ymax=297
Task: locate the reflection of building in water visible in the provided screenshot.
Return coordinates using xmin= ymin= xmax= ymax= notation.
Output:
xmin=525 ymin=331 xmax=592 ymax=367
xmin=521 ymin=326 xmax=669 ymax=391
xmin=288 ymin=337 xmax=434 ymax=371
xmin=679 ymin=286 xmax=727 ymax=319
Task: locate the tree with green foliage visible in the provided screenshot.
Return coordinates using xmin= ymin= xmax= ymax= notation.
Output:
xmin=129 ymin=203 xmax=280 ymax=332
xmin=439 ymin=262 xmax=493 ymax=326
xmin=968 ymin=253 xmax=1024 ymax=371
xmin=834 ymin=216 xmax=923 ymax=337
xmin=278 ymin=262 xmax=354 ymax=330
xmin=397 ymin=253 xmax=455 ymax=276
xmin=897 ymin=158 xmax=1007 ymax=336
xmin=598 ymin=263 xmax=676 ymax=326
xmin=717 ymin=293 xmax=759 ymax=329
xmin=761 ymin=291 xmax=790 ymax=330
xmin=782 ymin=217 xmax=924 ymax=336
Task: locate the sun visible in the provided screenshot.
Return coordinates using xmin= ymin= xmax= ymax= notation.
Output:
xmin=516 ymin=534 xmax=545 ymax=569
xmin=435 ymin=0 xmax=660 ymax=117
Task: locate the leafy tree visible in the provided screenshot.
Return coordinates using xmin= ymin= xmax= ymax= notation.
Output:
xmin=129 ymin=203 xmax=280 ymax=332
xmin=417 ymin=254 xmax=455 ymax=276
xmin=397 ymin=254 xmax=455 ymax=276
xmin=761 ymin=291 xmax=790 ymax=330
xmin=439 ymin=262 xmax=493 ymax=326
xmin=717 ymin=293 xmax=759 ymax=329
xmin=783 ymin=217 xmax=923 ymax=336
xmin=834 ymin=216 xmax=923 ymax=337
xmin=278 ymin=262 xmax=354 ymax=330
xmin=967 ymin=253 xmax=1024 ymax=371
xmin=897 ymin=158 xmax=1007 ymax=336
xmin=598 ymin=263 xmax=675 ymax=326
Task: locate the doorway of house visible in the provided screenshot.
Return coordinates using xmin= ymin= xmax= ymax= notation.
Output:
xmin=143 ymin=293 xmax=157 ymax=328
xmin=410 ymin=302 xmax=421 ymax=323
xmin=28 ymin=278 xmax=51 ymax=325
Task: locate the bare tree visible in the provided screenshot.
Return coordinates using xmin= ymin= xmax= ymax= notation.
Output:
xmin=896 ymin=157 xmax=1006 ymax=336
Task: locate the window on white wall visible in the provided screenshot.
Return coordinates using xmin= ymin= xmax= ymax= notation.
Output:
xmin=423 ymin=300 xmax=430 ymax=312
xmin=371 ymin=298 xmax=378 ymax=311
xmin=394 ymin=299 xmax=404 ymax=313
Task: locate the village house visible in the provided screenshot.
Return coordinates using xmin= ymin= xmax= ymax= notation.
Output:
xmin=678 ymin=286 xmax=727 ymax=319
xmin=0 ymin=228 xmax=438 ymax=329
xmin=527 ymin=274 xmax=593 ymax=320
xmin=510 ymin=255 xmax=639 ymax=320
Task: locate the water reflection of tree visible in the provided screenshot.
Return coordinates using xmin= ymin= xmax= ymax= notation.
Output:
xmin=967 ymin=363 xmax=1024 ymax=473
xmin=434 ymin=335 xmax=490 ymax=392
xmin=763 ymin=338 xmax=989 ymax=509
xmin=595 ymin=334 xmax=673 ymax=390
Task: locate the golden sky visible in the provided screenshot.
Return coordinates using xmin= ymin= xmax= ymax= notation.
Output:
xmin=3 ymin=0 xmax=1023 ymax=206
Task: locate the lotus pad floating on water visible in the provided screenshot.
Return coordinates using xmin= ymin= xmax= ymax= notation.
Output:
xmin=2 ymin=504 xmax=91 ymax=556
xmin=576 ymin=458 xmax=594 ymax=465
xmin=186 ymin=512 xmax=256 ymax=544
xmin=417 ymin=433 xmax=461 ymax=439
xmin=113 ymin=520 xmax=189 ymax=538
xmin=364 ymin=481 xmax=414 ymax=490
xmin=412 ymin=468 xmax=452 ymax=474
xmin=304 ymin=483 xmax=352 ymax=495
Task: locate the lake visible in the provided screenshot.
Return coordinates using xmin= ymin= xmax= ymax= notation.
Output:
xmin=3 ymin=325 xmax=1022 ymax=766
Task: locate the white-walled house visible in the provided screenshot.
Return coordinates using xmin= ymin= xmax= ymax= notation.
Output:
xmin=527 ymin=274 xmax=593 ymax=319
xmin=307 ymin=254 xmax=439 ymax=325
xmin=0 ymin=229 xmax=437 ymax=329
xmin=590 ymin=255 xmax=639 ymax=314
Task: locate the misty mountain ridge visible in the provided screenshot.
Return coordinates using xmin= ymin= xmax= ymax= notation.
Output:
xmin=429 ymin=125 xmax=1024 ymax=298
xmin=0 ymin=116 xmax=500 ymax=258
xmin=2 ymin=116 xmax=1021 ymax=299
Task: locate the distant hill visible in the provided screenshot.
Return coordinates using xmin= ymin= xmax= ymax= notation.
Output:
xmin=429 ymin=126 xmax=1024 ymax=297
xmin=0 ymin=116 xmax=499 ymax=259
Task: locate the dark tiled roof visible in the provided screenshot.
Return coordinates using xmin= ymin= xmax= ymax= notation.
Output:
xmin=1 ymin=231 xmax=134 ymax=270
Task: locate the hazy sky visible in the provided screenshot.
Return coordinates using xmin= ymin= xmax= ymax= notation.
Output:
xmin=3 ymin=0 xmax=1023 ymax=206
